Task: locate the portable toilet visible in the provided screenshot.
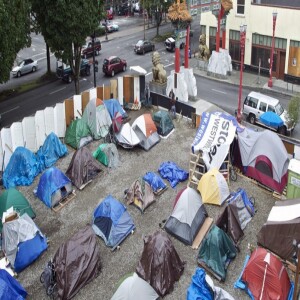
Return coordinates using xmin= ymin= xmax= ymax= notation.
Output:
xmin=287 ymin=158 xmax=300 ymax=199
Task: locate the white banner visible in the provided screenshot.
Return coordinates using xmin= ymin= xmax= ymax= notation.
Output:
xmin=191 ymin=112 xmax=237 ymax=170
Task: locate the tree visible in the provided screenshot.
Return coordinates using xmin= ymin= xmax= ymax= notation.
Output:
xmin=31 ymin=0 xmax=101 ymax=94
xmin=0 ymin=0 xmax=31 ymax=83
xmin=288 ymin=93 xmax=300 ymax=125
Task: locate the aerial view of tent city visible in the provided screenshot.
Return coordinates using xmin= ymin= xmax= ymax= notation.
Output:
xmin=1 ymin=0 xmax=300 ymax=299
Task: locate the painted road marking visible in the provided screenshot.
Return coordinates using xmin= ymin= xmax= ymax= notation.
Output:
xmin=49 ymin=87 xmax=66 ymax=95
xmin=2 ymin=106 xmax=20 ymax=115
xmin=212 ymin=89 xmax=227 ymax=95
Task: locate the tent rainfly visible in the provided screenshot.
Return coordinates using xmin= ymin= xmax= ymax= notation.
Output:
xmin=93 ymin=143 xmax=119 ymax=168
xmin=115 ymin=123 xmax=140 ymax=149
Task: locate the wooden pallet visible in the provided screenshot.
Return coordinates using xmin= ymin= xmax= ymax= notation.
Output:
xmin=52 ymin=190 xmax=76 ymax=213
xmin=192 ymin=217 xmax=214 ymax=250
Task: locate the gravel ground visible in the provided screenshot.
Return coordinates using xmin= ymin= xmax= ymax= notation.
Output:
xmin=12 ymin=106 xmax=279 ymax=300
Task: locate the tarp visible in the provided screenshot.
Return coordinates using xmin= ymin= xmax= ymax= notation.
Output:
xmin=0 ymin=269 xmax=27 ymax=300
xmin=36 ymin=167 xmax=72 ymax=208
xmin=132 ymin=114 xmax=160 ymax=151
xmin=92 ymin=195 xmax=135 ymax=249
xmin=259 ymin=111 xmax=283 ymax=127
xmin=65 ymin=118 xmax=92 ymax=149
xmin=257 ymin=198 xmax=300 ymax=262
xmin=237 ymin=127 xmax=289 ymax=193
xmin=152 ymin=110 xmax=174 ymax=137
xmin=111 ymin=272 xmax=159 ymax=300
xmin=198 ymin=225 xmax=237 ymax=281
xmin=198 ymin=168 xmax=230 ymax=205
xmin=104 ymin=99 xmax=128 ymax=119
xmin=0 ymin=188 xmax=36 ymax=231
xmin=3 ymin=147 xmax=42 ymax=189
xmin=143 ymin=172 xmax=167 ymax=193
xmin=136 ymin=231 xmax=184 ymax=297
xmin=158 ymin=161 xmax=188 ymax=188
xmin=2 ymin=213 xmax=47 ymax=273
xmin=66 ymin=147 xmax=102 ymax=189
xmin=93 ymin=143 xmax=119 ymax=168
xmin=191 ymin=112 xmax=237 ymax=170
xmin=36 ymin=132 xmax=68 ymax=169
xmin=164 ymin=187 xmax=208 ymax=245
xmin=124 ymin=178 xmax=155 ymax=213
xmin=234 ymin=248 xmax=293 ymax=300
xmin=115 ymin=123 xmax=140 ymax=149
xmin=53 ymin=226 xmax=101 ymax=300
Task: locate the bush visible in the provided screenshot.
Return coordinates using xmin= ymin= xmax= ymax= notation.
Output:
xmin=288 ymin=93 xmax=300 ymax=124
xmin=95 ymin=26 xmax=106 ymax=37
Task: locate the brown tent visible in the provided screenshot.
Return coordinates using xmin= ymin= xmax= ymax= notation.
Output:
xmin=125 ymin=179 xmax=155 ymax=213
xmin=136 ymin=231 xmax=184 ymax=297
xmin=257 ymin=198 xmax=300 ymax=262
xmin=53 ymin=225 xmax=101 ymax=300
xmin=66 ymin=146 xmax=102 ymax=189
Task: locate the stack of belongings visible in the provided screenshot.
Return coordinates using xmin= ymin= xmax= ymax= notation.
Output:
xmin=143 ymin=172 xmax=167 ymax=194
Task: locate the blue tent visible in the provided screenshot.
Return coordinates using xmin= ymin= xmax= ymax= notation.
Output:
xmin=92 ymin=195 xmax=135 ymax=250
xmin=104 ymin=99 xmax=128 ymax=119
xmin=36 ymin=167 xmax=72 ymax=208
xmin=3 ymin=147 xmax=42 ymax=189
xmin=36 ymin=132 xmax=68 ymax=168
xmin=259 ymin=111 xmax=283 ymax=127
xmin=143 ymin=172 xmax=166 ymax=193
xmin=0 ymin=269 xmax=27 ymax=299
xmin=158 ymin=161 xmax=188 ymax=188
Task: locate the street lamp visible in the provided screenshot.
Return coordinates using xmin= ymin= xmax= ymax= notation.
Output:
xmin=268 ymin=12 xmax=278 ymax=88
xmin=237 ymin=24 xmax=247 ymax=124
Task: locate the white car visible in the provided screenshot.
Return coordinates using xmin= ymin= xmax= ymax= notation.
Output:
xmin=102 ymin=21 xmax=119 ymax=32
xmin=12 ymin=58 xmax=38 ymax=78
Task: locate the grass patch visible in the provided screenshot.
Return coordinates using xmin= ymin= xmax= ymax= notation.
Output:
xmin=152 ymin=31 xmax=173 ymax=43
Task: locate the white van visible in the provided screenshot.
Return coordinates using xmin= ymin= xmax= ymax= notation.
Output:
xmin=242 ymin=91 xmax=294 ymax=135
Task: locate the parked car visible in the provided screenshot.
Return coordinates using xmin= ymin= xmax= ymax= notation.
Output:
xmin=101 ymin=21 xmax=119 ymax=32
xmin=12 ymin=58 xmax=38 ymax=78
xmin=102 ymin=56 xmax=127 ymax=77
xmin=81 ymin=39 xmax=101 ymax=59
xmin=242 ymin=91 xmax=295 ymax=135
xmin=165 ymin=36 xmax=185 ymax=52
xmin=134 ymin=40 xmax=155 ymax=54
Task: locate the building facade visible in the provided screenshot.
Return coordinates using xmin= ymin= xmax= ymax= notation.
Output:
xmin=198 ymin=0 xmax=300 ymax=84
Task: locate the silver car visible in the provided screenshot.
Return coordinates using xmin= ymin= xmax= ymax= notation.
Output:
xmin=12 ymin=58 xmax=38 ymax=78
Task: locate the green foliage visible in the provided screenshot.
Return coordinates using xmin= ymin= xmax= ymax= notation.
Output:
xmin=95 ymin=26 xmax=106 ymax=37
xmin=288 ymin=93 xmax=300 ymax=125
xmin=0 ymin=0 xmax=31 ymax=83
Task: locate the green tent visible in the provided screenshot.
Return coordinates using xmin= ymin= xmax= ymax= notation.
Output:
xmin=65 ymin=118 xmax=92 ymax=149
xmin=152 ymin=110 xmax=174 ymax=137
xmin=93 ymin=143 xmax=119 ymax=168
xmin=0 ymin=188 xmax=36 ymax=230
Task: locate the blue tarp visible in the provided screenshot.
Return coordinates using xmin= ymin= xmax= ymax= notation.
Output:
xmin=36 ymin=167 xmax=71 ymax=208
xmin=158 ymin=161 xmax=188 ymax=188
xmin=0 ymin=269 xmax=27 ymax=299
xmin=187 ymin=268 xmax=213 ymax=300
xmin=143 ymin=172 xmax=167 ymax=192
xmin=259 ymin=111 xmax=283 ymax=127
xmin=104 ymin=99 xmax=128 ymax=119
xmin=228 ymin=188 xmax=255 ymax=217
xmin=92 ymin=195 xmax=135 ymax=249
xmin=3 ymin=147 xmax=42 ymax=189
xmin=36 ymin=132 xmax=68 ymax=169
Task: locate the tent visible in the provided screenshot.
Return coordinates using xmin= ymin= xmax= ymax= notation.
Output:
xmin=53 ymin=226 xmax=101 ymax=300
xmin=136 ymin=231 xmax=184 ymax=297
xmin=152 ymin=110 xmax=174 ymax=137
xmin=3 ymin=147 xmax=42 ymax=189
xmin=36 ymin=167 xmax=73 ymax=208
xmin=0 ymin=269 xmax=27 ymax=300
xmin=0 ymin=188 xmax=36 ymax=231
xmin=104 ymin=99 xmax=128 ymax=119
xmin=124 ymin=178 xmax=156 ymax=213
xmin=197 ymin=168 xmax=230 ymax=205
xmin=66 ymin=146 xmax=102 ymax=189
xmin=36 ymin=132 xmax=68 ymax=169
xmin=92 ymin=195 xmax=135 ymax=250
xmin=234 ymin=247 xmax=294 ymax=300
xmin=198 ymin=225 xmax=237 ymax=281
xmin=257 ymin=198 xmax=300 ymax=262
xmin=164 ymin=187 xmax=208 ymax=245
xmin=93 ymin=143 xmax=119 ymax=168
xmin=111 ymin=272 xmax=159 ymax=300
xmin=2 ymin=213 xmax=48 ymax=273
xmin=143 ymin=172 xmax=167 ymax=193
xmin=132 ymin=114 xmax=160 ymax=151
xmin=235 ymin=127 xmax=289 ymax=193
xmin=158 ymin=161 xmax=188 ymax=188
xmin=82 ymin=98 xmax=112 ymax=139
xmin=115 ymin=123 xmax=140 ymax=149
xmin=65 ymin=118 xmax=93 ymax=149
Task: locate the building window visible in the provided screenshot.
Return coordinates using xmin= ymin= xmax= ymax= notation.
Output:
xmin=209 ymin=27 xmax=222 ymax=53
xmin=200 ymin=25 xmax=206 ymax=35
xmin=229 ymin=30 xmax=241 ymax=62
xmin=237 ymin=0 xmax=245 ymax=14
xmin=291 ymin=40 xmax=300 ymax=47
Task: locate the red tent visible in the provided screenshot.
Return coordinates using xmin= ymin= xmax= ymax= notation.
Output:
xmin=241 ymin=247 xmax=291 ymax=300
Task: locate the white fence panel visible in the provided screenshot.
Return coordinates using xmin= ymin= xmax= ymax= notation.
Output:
xmin=22 ymin=117 xmax=37 ymax=152
xmin=54 ymin=103 xmax=66 ymax=138
xmin=10 ymin=122 xmax=24 ymax=151
xmin=73 ymin=95 xmax=82 ymax=118
xmin=1 ymin=128 xmax=13 ymax=169
xmin=35 ymin=110 xmax=46 ymax=149
xmin=89 ymin=88 xmax=97 ymax=100
xmin=44 ymin=107 xmax=55 ymax=136
xmin=117 ymin=77 xmax=123 ymax=106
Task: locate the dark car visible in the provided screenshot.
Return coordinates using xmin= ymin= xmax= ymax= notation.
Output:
xmin=134 ymin=40 xmax=155 ymax=55
xmin=81 ymin=39 xmax=101 ymax=59
xmin=102 ymin=56 xmax=127 ymax=77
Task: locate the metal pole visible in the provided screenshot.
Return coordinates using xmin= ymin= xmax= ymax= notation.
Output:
xmin=268 ymin=12 xmax=277 ymax=88
xmin=143 ymin=0 xmax=145 ymax=39
xmin=92 ymin=32 xmax=96 ymax=88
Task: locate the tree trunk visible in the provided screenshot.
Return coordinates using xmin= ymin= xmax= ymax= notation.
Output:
xmin=46 ymin=43 xmax=51 ymax=74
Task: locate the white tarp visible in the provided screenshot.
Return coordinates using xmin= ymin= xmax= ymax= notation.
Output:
xmin=191 ymin=112 xmax=237 ymax=170
xmin=22 ymin=117 xmax=37 ymax=153
xmin=267 ymin=202 xmax=300 ymax=222
xmin=10 ymin=122 xmax=24 ymax=151
xmin=35 ymin=110 xmax=46 ymax=149
xmin=1 ymin=128 xmax=13 ymax=169
xmin=130 ymin=66 xmax=147 ymax=75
